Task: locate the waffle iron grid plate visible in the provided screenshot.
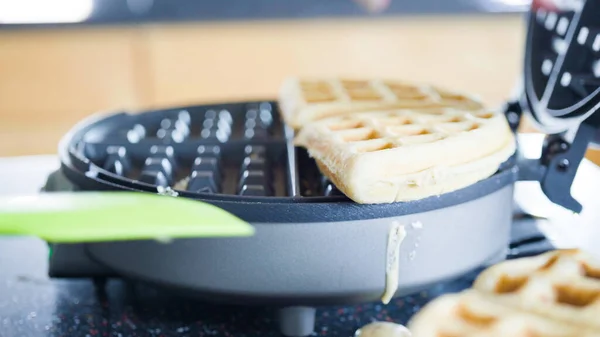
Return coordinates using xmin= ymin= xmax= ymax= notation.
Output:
xmin=59 ymin=100 xmax=518 ymax=222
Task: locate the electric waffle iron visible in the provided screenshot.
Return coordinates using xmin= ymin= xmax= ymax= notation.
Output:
xmin=46 ymin=1 xmax=600 ymax=336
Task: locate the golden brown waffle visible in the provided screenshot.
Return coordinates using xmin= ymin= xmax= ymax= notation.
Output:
xmin=473 ymin=249 xmax=600 ymax=330
xmin=407 ymin=249 xmax=600 ymax=337
xmin=278 ymin=77 xmax=485 ymax=129
xmin=294 ymin=108 xmax=515 ymax=203
xmin=408 ymin=290 xmax=600 ymax=337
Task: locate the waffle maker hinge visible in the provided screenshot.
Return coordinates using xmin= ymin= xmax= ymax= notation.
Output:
xmin=508 ymin=0 xmax=600 ymax=214
xmin=516 ymin=123 xmax=596 ymax=213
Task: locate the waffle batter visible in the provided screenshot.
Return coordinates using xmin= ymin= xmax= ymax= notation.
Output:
xmin=382 ymin=221 xmax=407 ymax=304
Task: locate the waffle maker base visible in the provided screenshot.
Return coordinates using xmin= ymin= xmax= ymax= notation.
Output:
xmin=51 ymin=100 xmax=519 ymax=336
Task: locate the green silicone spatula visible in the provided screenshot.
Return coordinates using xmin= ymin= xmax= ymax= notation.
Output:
xmin=0 ymin=192 xmax=254 ymax=243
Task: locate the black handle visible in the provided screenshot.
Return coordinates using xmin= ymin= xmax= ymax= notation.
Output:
xmin=517 ymin=123 xmax=596 ymax=213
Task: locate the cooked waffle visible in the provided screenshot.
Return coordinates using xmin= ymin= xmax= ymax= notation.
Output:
xmin=294 ymin=108 xmax=515 ymax=203
xmin=472 ymin=249 xmax=600 ymax=330
xmin=278 ymin=78 xmax=485 ymax=129
xmin=407 ymin=249 xmax=600 ymax=337
xmin=408 ymin=290 xmax=600 ymax=337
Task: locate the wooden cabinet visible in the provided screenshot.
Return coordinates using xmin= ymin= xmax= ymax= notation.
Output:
xmin=0 ymin=27 xmax=143 ymax=155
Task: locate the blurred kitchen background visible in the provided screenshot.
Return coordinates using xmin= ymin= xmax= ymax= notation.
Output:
xmin=1 ymin=0 xmax=598 ymax=163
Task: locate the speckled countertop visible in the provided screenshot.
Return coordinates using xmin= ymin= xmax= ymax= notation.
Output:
xmin=0 ymin=156 xmax=471 ymax=337
xmin=0 ymin=151 xmax=599 ymax=337
xmin=0 ymin=236 xmax=474 ymax=337
xmin=0 ymin=214 xmax=552 ymax=337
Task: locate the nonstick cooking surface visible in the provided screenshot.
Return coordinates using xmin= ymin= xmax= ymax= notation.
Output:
xmin=63 ymin=101 xmax=341 ymax=199
xmin=60 ymin=100 xmax=518 ymax=224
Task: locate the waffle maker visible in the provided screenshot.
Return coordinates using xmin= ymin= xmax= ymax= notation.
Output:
xmin=46 ymin=1 xmax=600 ymax=336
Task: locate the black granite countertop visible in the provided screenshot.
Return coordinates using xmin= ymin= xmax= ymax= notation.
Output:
xmin=0 ymin=211 xmax=559 ymax=337
xmin=0 ymin=236 xmax=476 ymax=337
xmin=1 ymin=148 xmax=598 ymax=337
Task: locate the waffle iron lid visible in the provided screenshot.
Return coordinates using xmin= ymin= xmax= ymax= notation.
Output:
xmin=516 ymin=0 xmax=600 ymax=214
xmin=523 ymin=0 xmax=600 ymax=136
